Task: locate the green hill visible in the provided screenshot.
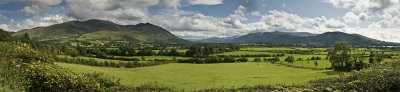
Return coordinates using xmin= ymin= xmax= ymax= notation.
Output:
xmin=199 ymin=31 xmax=399 ymax=46
xmin=13 ymin=19 xmax=190 ymax=44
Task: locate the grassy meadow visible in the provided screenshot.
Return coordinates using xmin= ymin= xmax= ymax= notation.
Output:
xmin=57 ymin=62 xmax=336 ymax=90
xmin=56 ymin=47 xmax=399 ymax=90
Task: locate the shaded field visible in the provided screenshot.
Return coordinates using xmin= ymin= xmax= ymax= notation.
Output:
xmin=57 ymin=62 xmax=336 ymax=90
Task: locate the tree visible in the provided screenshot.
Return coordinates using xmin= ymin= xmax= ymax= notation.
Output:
xmin=254 ymin=57 xmax=261 ymax=62
xmin=314 ymin=61 xmax=318 ymax=67
xmin=263 ymin=58 xmax=267 ymax=62
xmin=327 ymin=42 xmax=359 ymax=71
xmin=137 ymin=48 xmax=154 ymax=56
xmin=169 ymin=49 xmax=180 ymax=56
xmin=185 ymin=46 xmax=204 ymax=57
xmin=0 ymin=29 xmax=11 ymax=41
xmin=170 ymin=57 xmax=176 ymax=62
xmin=141 ymin=56 xmax=146 ymax=61
xmin=204 ymin=56 xmax=220 ymax=63
xmin=223 ymin=57 xmax=235 ymax=63
xmin=21 ymin=33 xmax=31 ymax=43
xmin=126 ymin=61 xmax=133 ymax=68
xmin=237 ymin=57 xmax=248 ymax=62
xmin=285 ymin=56 xmax=295 ymax=63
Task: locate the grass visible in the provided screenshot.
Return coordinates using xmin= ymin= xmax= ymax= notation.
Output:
xmin=57 ymin=62 xmax=336 ymax=90
xmin=213 ymin=51 xmax=276 ymax=55
xmin=58 ymin=55 xmax=190 ymax=62
xmin=240 ymin=47 xmax=295 ymax=51
xmin=114 ymin=56 xmax=190 ymax=60
xmin=152 ymin=49 xmax=187 ymax=53
xmin=58 ymin=55 xmax=129 ymax=63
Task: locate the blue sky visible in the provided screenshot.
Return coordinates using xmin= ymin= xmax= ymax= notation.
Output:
xmin=0 ymin=0 xmax=400 ymax=43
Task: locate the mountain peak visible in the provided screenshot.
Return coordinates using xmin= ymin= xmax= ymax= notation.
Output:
xmin=200 ymin=31 xmax=398 ymax=46
xmin=83 ymin=19 xmax=114 ymax=24
xmin=13 ymin=19 xmax=190 ymax=43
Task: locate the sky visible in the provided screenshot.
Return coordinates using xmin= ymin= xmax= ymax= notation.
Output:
xmin=0 ymin=0 xmax=400 ymax=43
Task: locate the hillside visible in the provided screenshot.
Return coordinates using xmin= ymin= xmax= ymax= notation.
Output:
xmin=13 ymin=19 xmax=190 ymax=43
xmin=198 ymin=31 xmax=399 ymax=46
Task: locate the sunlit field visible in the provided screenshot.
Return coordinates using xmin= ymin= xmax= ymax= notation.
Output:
xmin=57 ymin=62 xmax=336 ymax=90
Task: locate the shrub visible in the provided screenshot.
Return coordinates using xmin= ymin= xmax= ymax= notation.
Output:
xmin=0 ymin=42 xmax=123 ymax=91
xmin=310 ymin=62 xmax=400 ymax=91
xmin=237 ymin=57 xmax=248 ymax=62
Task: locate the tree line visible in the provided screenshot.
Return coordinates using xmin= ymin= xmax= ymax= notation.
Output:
xmin=62 ymin=44 xmax=240 ymax=58
xmin=56 ymin=57 xmax=169 ymax=68
xmin=215 ymin=53 xmax=284 ymax=58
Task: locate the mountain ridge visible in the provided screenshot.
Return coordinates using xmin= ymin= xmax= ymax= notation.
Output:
xmin=14 ymin=19 xmax=190 ymax=43
xmin=197 ymin=31 xmax=399 ymax=46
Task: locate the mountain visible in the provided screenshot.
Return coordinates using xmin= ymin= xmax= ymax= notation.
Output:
xmin=196 ymin=36 xmax=238 ymax=43
xmin=198 ymin=31 xmax=399 ymax=46
xmin=13 ymin=19 xmax=190 ymax=43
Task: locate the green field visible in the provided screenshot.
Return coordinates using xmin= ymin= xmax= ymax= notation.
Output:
xmin=55 ymin=47 xmax=400 ymax=90
xmin=57 ymin=62 xmax=336 ymax=90
xmin=240 ymin=47 xmax=295 ymax=51
xmin=213 ymin=51 xmax=276 ymax=55
xmin=114 ymin=56 xmax=190 ymax=60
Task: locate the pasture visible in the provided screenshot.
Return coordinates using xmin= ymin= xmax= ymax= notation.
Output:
xmin=56 ymin=47 xmax=400 ymax=90
xmin=57 ymin=62 xmax=336 ymax=90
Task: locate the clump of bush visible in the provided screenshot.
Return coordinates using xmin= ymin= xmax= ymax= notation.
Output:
xmin=309 ymin=62 xmax=400 ymax=91
xmin=199 ymin=62 xmax=400 ymax=91
xmin=0 ymin=42 xmax=123 ymax=91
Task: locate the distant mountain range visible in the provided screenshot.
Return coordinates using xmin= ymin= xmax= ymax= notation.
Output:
xmin=13 ymin=19 xmax=189 ymax=44
xmin=197 ymin=31 xmax=399 ymax=46
xmin=11 ymin=19 xmax=399 ymax=46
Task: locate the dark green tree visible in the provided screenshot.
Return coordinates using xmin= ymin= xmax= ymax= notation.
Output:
xmin=327 ymin=42 xmax=360 ymax=71
xmin=0 ymin=29 xmax=11 ymax=41
xmin=237 ymin=57 xmax=248 ymax=62
xmin=285 ymin=56 xmax=295 ymax=63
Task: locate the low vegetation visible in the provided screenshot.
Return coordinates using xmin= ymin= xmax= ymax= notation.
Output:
xmin=1 ymin=29 xmax=400 ymax=91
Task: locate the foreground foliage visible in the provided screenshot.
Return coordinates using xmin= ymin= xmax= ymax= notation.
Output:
xmin=0 ymin=42 xmax=123 ymax=91
xmin=200 ymin=62 xmax=400 ymax=92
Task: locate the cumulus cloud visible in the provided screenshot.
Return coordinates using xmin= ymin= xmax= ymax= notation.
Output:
xmin=326 ymin=0 xmax=355 ymax=8
xmin=66 ymin=0 xmax=181 ymax=22
xmin=147 ymin=5 xmax=261 ymax=39
xmin=151 ymin=7 xmax=349 ymax=39
xmin=250 ymin=11 xmax=261 ymax=16
xmin=327 ymin=0 xmax=400 ymax=27
xmin=19 ymin=0 xmax=62 ymax=15
xmin=189 ymin=0 xmax=224 ymax=5
xmin=343 ymin=12 xmax=368 ymax=23
xmin=23 ymin=14 xmax=76 ymax=27
xmin=325 ymin=0 xmax=400 ymax=42
xmin=260 ymin=10 xmax=347 ymax=33
xmin=2 ymin=0 xmax=400 ymax=43
xmin=0 ymin=14 xmax=75 ymax=31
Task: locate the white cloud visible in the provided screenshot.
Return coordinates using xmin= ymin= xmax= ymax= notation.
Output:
xmin=250 ymin=11 xmax=261 ymax=16
xmin=22 ymin=14 xmax=76 ymax=27
xmin=189 ymin=0 xmax=224 ymax=5
xmin=326 ymin=0 xmax=355 ymax=8
xmin=161 ymin=0 xmax=181 ymax=9
xmin=2 ymin=0 xmax=400 ymax=43
xmin=327 ymin=0 xmax=400 ymax=27
xmin=19 ymin=0 xmax=62 ymax=15
xmin=66 ymin=0 xmax=181 ymax=21
xmin=343 ymin=12 xmax=368 ymax=23
xmin=261 ymin=10 xmax=347 ymax=33
xmin=0 ymin=14 xmax=75 ymax=32
xmin=325 ymin=0 xmax=400 ymax=42
xmin=0 ymin=24 xmax=9 ymax=31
